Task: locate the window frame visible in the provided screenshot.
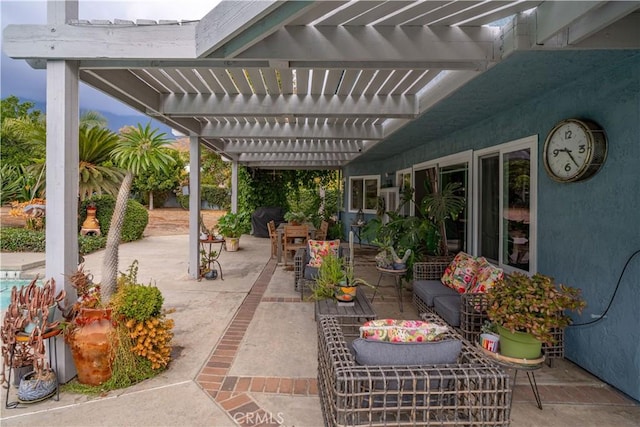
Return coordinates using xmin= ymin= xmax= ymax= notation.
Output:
xmin=472 ymin=135 xmax=538 ymax=274
xmin=348 ymin=175 xmax=380 ymax=214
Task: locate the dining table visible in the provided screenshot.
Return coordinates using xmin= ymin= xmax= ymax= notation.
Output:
xmin=276 ymin=222 xmax=316 ymax=265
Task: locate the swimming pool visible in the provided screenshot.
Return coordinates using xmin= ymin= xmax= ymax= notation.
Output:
xmin=0 ymin=278 xmax=42 ymax=311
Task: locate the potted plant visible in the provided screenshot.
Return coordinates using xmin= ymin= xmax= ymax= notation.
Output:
xmin=0 ymin=277 xmax=65 ymax=402
xmin=309 ymin=253 xmax=373 ymax=302
xmin=486 ymin=272 xmax=586 ymax=359
xmin=284 ymin=211 xmax=308 ymax=225
xmin=216 ymin=211 xmax=251 ymax=251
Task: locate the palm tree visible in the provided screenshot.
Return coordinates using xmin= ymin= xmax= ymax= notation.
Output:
xmin=100 ymin=123 xmax=176 ymax=302
xmin=2 ymin=110 xmax=123 ymax=200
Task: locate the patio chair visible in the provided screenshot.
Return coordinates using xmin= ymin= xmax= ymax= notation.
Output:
xmin=315 ymin=220 xmax=329 ymax=240
xmin=283 ymin=224 xmax=309 ymax=266
xmin=267 ymin=220 xmax=281 ymax=259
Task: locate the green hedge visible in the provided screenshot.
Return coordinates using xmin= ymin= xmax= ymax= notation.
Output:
xmin=202 ymin=185 xmax=230 ymax=210
xmin=0 ymin=228 xmax=46 ymax=252
xmin=0 ymin=228 xmax=106 ymax=254
xmin=80 ymin=195 xmax=148 ymax=242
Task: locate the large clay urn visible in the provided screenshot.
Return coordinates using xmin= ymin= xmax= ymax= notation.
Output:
xmin=68 ymin=308 xmax=117 ymax=386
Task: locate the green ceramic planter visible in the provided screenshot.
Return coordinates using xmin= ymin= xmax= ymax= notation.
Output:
xmin=497 ymin=324 xmax=542 ymax=359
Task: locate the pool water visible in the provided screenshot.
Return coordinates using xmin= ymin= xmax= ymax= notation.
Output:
xmin=0 ymin=279 xmax=42 ymax=311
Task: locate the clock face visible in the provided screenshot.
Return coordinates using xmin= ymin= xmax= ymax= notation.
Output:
xmin=544 ymin=120 xmax=593 ymax=181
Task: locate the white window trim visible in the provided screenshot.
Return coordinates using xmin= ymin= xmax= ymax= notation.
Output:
xmin=472 ymin=135 xmax=538 ymax=274
xmin=348 ymin=174 xmax=380 ymax=214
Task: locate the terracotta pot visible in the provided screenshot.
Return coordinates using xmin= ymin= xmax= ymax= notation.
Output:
xmin=68 ymin=308 xmax=117 ymax=386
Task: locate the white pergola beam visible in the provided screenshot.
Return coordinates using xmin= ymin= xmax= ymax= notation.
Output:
xmin=3 ymin=23 xmax=197 ymax=59
xmin=195 ymin=0 xmax=282 ymax=57
xmin=234 ymin=26 xmax=498 ymax=65
xmin=238 ymin=152 xmax=358 ymax=162
xmin=534 ymin=1 xmax=607 ymax=45
xmin=160 ymin=94 xmax=417 ymax=118
xmin=201 ymin=121 xmax=383 ymax=140
xmin=565 ymin=2 xmax=640 ymax=45
xmin=223 ymin=140 xmax=366 ymax=154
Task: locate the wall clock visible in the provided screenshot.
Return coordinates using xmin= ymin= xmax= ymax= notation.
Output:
xmin=543 ymin=118 xmax=608 ymax=182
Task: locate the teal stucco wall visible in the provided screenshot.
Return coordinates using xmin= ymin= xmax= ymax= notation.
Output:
xmin=345 ymin=53 xmax=640 ymax=400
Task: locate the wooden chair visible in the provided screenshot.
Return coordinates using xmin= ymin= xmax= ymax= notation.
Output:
xmin=315 ymin=220 xmax=329 ymax=240
xmin=283 ymin=224 xmax=309 ymax=266
xmin=267 ymin=220 xmax=280 ymax=259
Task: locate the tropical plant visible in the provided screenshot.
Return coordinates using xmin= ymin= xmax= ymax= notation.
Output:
xmin=421 ymin=181 xmax=465 ymax=256
xmin=101 ymin=123 xmax=175 ymax=303
xmin=216 ymin=211 xmax=251 ymax=238
xmin=486 ymin=272 xmax=586 ymax=344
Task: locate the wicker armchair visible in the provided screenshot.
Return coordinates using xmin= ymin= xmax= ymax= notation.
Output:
xmin=317 ymin=314 xmax=512 ymax=426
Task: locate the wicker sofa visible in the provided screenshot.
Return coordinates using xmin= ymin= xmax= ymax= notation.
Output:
xmin=412 ymin=261 xmax=565 ymax=360
xmin=317 ymin=314 xmax=512 ymax=426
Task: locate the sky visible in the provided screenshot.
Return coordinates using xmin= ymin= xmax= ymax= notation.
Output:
xmin=1 ymin=0 xmax=218 ymax=118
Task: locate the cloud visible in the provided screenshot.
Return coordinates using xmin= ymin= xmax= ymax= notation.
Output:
xmin=2 ymin=0 xmax=217 ymax=115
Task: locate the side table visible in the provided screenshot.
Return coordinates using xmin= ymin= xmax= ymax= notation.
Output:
xmin=372 ymin=266 xmax=408 ymax=312
xmin=199 ymin=238 xmax=225 ymax=280
xmin=315 ymin=287 xmax=377 ymax=338
xmin=478 ymin=345 xmax=545 ymax=410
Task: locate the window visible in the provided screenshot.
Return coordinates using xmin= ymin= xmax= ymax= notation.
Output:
xmin=473 ymin=136 xmax=537 ymax=273
xmin=349 ymin=175 xmax=379 ymax=213
xmin=396 ymin=169 xmax=412 ymax=216
xmin=414 ymin=152 xmax=471 ymax=254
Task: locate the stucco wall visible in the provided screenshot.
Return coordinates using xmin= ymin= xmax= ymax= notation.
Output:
xmin=345 ymin=53 xmax=640 ymax=400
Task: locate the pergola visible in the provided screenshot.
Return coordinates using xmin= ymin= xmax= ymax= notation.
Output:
xmin=3 ymin=0 xmax=639 ymax=381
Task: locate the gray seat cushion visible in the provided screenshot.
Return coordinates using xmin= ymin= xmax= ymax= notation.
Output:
xmin=351 ymin=338 xmax=462 ymax=366
xmin=433 ymin=295 xmax=462 ymax=327
xmin=413 ymin=280 xmax=459 ymax=306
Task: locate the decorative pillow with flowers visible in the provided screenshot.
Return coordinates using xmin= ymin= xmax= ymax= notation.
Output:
xmin=440 ymin=252 xmax=479 ymax=293
xmin=468 ymin=257 xmax=504 ymax=293
xmin=307 ymin=239 xmax=341 ymax=268
xmin=360 ymin=319 xmax=449 ymax=342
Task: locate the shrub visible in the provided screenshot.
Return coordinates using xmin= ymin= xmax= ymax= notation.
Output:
xmin=202 ymin=184 xmax=230 ymax=210
xmin=0 ymin=227 xmax=45 ymax=252
xmin=80 ymin=195 xmax=148 ymax=242
xmin=78 ymin=234 xmax=107 ymax=255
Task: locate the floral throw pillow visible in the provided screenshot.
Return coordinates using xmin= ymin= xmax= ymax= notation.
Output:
xmin=360 ymin=319 xmax=449 ymax=342
xmin=307 ymin=239 xmax=341 ymax=267
xmin=468 ymin=257 xmax=504 ymax=293
xmin=440 ymin=252 xmax=479 ymax=293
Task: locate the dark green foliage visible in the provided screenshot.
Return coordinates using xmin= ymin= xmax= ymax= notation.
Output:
xmin=202 ymin=184 xmax=230 ymax=209
xmin=0 ymin=228 xmax=45 ymax=252
xmin=1 ymin=96 xmax=45 ymax=166
xmin=132 ymin=149 xmax=185 ymax=208
xmin=78 ymin=234 xmax=107 ymax=254
xmin=80 ymin=195 xmax=148 ymax=242
xmin=112 ymin=283 xmax=164 ymax=322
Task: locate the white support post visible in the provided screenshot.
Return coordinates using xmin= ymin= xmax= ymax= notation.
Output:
xmin=45 ymin=0 xmax=79 ymax=384
xmin=231 ymin=160 xmax=239 ymax=213
xmin=189 ymin=136 xmax=201 ymax=279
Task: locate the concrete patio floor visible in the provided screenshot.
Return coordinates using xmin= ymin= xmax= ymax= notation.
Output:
xmin=1 ymin=235 xmax=639 ymax=426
